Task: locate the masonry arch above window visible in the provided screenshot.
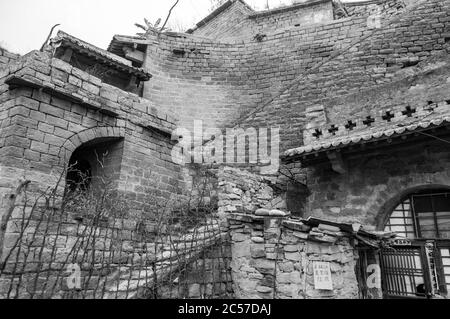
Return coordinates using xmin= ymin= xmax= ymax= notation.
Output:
xmin=384 ymin=190 xmax=450 ymax=240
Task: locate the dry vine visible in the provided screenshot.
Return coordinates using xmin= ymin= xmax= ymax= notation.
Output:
xmin=0 ymin=160 xmax=232 ymax=299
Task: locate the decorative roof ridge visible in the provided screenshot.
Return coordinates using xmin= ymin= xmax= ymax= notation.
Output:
xmin=284 ymin=108 xmax=450 ymax=158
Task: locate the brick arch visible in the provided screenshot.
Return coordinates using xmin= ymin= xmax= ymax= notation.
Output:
xmin=58 ymin=126 xmax=126 ymax=166
xmin=375 ymin=183 xmax=450 ymax=231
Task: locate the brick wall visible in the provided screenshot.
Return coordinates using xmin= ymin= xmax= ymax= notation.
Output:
xmin=190 ymin=0 xmax=255 ymax=41
xmin=0 ymin=51 xmax=182 ymax=214
xmin=144 ymin=0 xmax=449 ymax=155
xmin=249 ymin=0 xmax=334 ymax=36
xmin=345 ymin=0 xmax=407 ymax=17
xmin=190 ymin=0 xmax=339 ymax=42
xmin=237 ymin=0 xmax=449 ymax=152
xmin=302 ymin=49 xmax=450 ymax=146
xmin=143 ymin=32 xmax=258 ymax=132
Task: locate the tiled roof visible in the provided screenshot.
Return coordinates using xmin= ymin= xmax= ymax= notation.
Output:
xmin=107 ymin=34 xmax=148 ymax=57
xmin=52 ymin=31 xmax=151 ymax=81
xmin=285 ymin=102 xmax=450 ymax=158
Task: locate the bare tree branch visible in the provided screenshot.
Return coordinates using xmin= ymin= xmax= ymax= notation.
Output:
xmin=160 ymin=0 xmax=181 ymax=32
xmin=40 ymin=24 xmax=61 ymax=52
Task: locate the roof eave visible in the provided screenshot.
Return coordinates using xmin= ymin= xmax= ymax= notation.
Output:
xmin=283 ymin=120 xmax=450 ymax=165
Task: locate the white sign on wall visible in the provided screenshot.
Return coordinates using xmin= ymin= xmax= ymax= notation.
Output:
xmin=313 ymin=261 xmax=333 ymax=291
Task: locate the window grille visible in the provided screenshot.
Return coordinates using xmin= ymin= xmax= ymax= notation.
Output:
xmin=380 ymin=246 xmax=428 ymax=298
xmin=381 ymin=191 xmax=450 ymax=298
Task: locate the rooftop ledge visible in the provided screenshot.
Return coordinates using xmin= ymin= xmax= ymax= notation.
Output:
xmin=0 ymin=51 xmax=177 ymax=136
xmin=248 ymin=0 xmax=331 ymax=19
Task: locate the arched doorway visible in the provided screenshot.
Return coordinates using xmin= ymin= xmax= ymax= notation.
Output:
xmin=64 ymin=137 xmax=124 ymax=196
xmin=380 ymin=188 xmax=450 ymax=299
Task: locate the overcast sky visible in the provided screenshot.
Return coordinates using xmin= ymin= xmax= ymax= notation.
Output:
xmin=0 ymin=0 xmax=363 ymax=54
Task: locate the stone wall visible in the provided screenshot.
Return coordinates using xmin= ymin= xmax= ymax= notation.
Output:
xmin=0 ymin=47 xmax=19 ymax=67
xmin=226 ymin=209 xmax=362 ymax=299
xmin=217 ymin=166 xmax=276 ymax=216
xmin=217 ymin=166 xmax=362 ymax=299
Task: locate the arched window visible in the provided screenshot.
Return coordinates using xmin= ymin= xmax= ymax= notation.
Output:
xmin=384 ymin=190 xmax=450 ymax=239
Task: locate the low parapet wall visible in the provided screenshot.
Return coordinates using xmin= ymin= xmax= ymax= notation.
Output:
xmin=0 ymin=47 xmax=19 ymax=67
